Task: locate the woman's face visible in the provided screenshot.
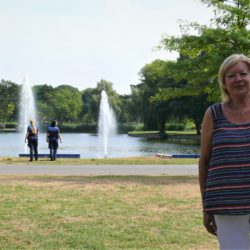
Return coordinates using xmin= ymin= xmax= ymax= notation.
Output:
xmin=224 ymin=61 xmax=250 ymax=99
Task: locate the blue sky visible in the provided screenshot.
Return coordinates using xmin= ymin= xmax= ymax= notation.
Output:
xmin=0 ymin=0 xmax=214 ymax=94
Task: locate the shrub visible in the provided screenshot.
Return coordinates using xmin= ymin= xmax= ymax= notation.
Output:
xmin=165 ymin=123 xmax=185 ymax=131
xmin=60 ymin=123 xmax=97 ymax=133
xmin=118 ymin=123 xmax=143 ymax=133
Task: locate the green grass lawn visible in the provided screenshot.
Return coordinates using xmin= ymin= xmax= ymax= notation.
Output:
xmin=0 ymin=175 xmax=217 ymax=250
xmin=0 ymin=156 xmax=198 ymax=165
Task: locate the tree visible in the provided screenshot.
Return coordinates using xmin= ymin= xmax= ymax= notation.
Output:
xmin=156 ymin=0 xmax=250 ymax=102
xmin=0 ymin=80 xmax=19 ymax=127
xmin=150 ymin=0 xmax=250 ymax=133
xmin=96 ymin=79 xmax=122 ymax=120
xmin=34 ymin=84 xmax=83 ymax=124
xmin=130 ymin=84 xmax=144 ymax=124
xmin=172 ymin=93 xmax=211 ymax=134
xmin=52 ymin=85 xmax=82 ymax=123
xmin=136 ymin=60 xmax=179 ymax=132
xmin=81 ymin=80 xmax=122 ymax=125
xmin=33 ymin=85 xmax=56 ymax=123
xmin=119 ymin=94 xmax=138 ymax=123
xmin=81 ymin=88 xmax=98 ymax=124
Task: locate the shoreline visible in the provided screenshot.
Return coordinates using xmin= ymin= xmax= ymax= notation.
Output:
xmin=0 ymin=156 xmax=198 ymax=165
xmin=128 ymin=132 xmax=200 ymax=145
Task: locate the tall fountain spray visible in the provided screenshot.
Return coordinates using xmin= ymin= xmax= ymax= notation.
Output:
xmin=98 ymin=90 xmax=117 ymax=158
xmin=19 ymin=75 xmax=38 ymax=152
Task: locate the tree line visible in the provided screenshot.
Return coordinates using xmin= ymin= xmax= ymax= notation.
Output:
xmin=0 ymin=0 xmax=249 ymax=134
xmin=0 ymin=79 xmax=137 ymax=133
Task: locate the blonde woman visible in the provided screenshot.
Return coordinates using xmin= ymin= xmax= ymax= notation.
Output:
xmin=199 ymin=54 xmax=250 ymax=249
xmin=25 ymin=120 xmax=39 ymax=161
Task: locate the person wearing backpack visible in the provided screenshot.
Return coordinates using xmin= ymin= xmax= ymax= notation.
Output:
xmin=25 ymin=120 xmax=39 ymax=161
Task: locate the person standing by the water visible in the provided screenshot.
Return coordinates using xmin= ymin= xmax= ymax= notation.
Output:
xmin=46 ymin=120 xmax=62 ymax=161
xmin=25 ymin=120 xmax=39 ymax=161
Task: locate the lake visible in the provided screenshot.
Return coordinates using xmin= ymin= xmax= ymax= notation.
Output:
xmin=0 ymin=133 xmax=199 ymax=158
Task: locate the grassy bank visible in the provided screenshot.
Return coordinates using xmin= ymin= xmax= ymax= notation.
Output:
xmin=128 ymin=131 xmax=200 ymax=145
xmin=0 ymin=156 xmax=198 ymax=165
xmin=0 ymin=175 xmax=217 ymax=249
xmin=128 ymin=130 xmax=196 ymax=135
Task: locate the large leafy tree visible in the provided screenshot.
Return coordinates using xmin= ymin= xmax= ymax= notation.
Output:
xmin=96 ymin=79 xmax=122 ymax=119
xmin=119 ymin=94 xmax=139 ymax=123
xmin=0 ymin=79 xmax=19 ymax=127
xmin=130 ymin=84 xmax=144 ymax=124
xmin=33 ymin=84 xmax=56 ymax=123
xmin=34 ymin=84 xmax=83 ymax=124
xmin=52 ymin=85 xmax=82 ymax=123
xmin=136 ymin=60 xmax=180 ymax=132
xmin=81 ymin=79 xmax=122 ymax=125
xmin=155 ymin=0 xmax=250 ymax=102
xmin=81 ymin=87 xmax=99 ymax=124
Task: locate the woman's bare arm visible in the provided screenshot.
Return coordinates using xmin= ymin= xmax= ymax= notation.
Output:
xmin=199 ymin=107 xmax=217 ymax=236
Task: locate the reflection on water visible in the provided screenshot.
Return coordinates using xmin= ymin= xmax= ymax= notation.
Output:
xmin=0 ymin=133 xmax=199 ymax=158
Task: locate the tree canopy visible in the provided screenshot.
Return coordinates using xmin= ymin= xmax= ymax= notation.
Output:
xmin=154 ymin=0 xmax=250 ymax=102
xmin=0 ymin=80 xmax=19 ymax=127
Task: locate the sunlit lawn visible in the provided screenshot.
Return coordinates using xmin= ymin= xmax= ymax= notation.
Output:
xmin=0 ymin=175 xmax=217 ymax=250
xmin=0 ymin=156 xmax=198 ymax=165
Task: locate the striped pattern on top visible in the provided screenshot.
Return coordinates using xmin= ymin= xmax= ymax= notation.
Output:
xmin=204 ymin=103 xmax=250 ymax=215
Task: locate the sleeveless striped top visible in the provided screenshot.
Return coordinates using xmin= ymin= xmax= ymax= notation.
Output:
xmin=204 ymin=103 xmax=250 ymax=215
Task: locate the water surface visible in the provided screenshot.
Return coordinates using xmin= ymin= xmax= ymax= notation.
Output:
xmin=0 ymin=133 xmax=199 ymax=158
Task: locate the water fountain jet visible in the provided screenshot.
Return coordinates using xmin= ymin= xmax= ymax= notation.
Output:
xmin=19 ymin=75 xmax=38 ymax=152
xmin=98 ymin=90 xmax=117 ymax=158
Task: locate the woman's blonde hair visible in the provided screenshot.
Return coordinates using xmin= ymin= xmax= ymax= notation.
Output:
xmin=30 ymin=120 xmax=37 ymax=134
xmin=218 ymin=54 xmax=250 ymax=101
